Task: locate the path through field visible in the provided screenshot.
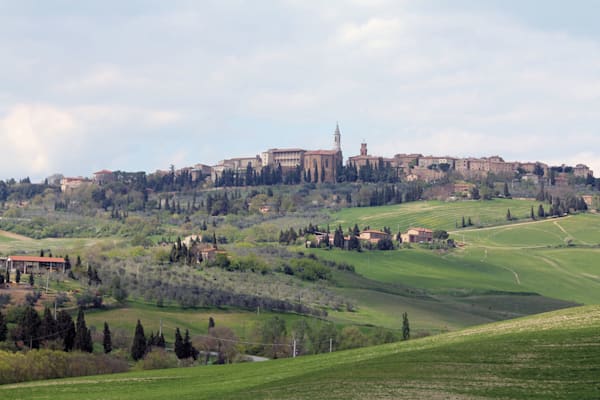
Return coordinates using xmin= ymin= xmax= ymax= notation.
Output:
xmin=0 ymin=230 xmax=32 ymax=241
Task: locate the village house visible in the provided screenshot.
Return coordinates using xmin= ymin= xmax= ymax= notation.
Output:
xmin=348 ymin=143 xmax=394 ymax=174
xmin=211 ymin=155 xmax=262 ymax=181
xmin=92 ymin=169 xmax=114 ymax=185
xmin=5 ymin=255 xmax=68 ymax=274
xmin=200 ymin=247 xmax=227 ymax=263
xmin=359 ymin=229 xmax=390 ymax=244
xmin=573 ymin=164 xmax=592 ymax=178
xmin=60 ymin=177 xmax=90 ymax=192
xmin=191 ymin=163 xmax=212 ymax=181
xmin=401 ymin=228 xmax=433 ymax=244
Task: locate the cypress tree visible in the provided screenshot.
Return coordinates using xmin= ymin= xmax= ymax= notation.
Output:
xmin=16 ymin=269 xmax=21 ymax=283
xmin=74 ymin=308 xmax=93 ymax=352
xmin=174 ymin=327 xmax=185 ymax=359
xmin=538 ymin=204 xmax=545 ymax=218
xmin=156 ymin=332 xmax=166 ymax=348
xmin=103 ymin=321 xmax=112 ymax=354
xmin=40 ymin=306 xmax=58 ymax=343
xmin=506 ymin=208 xmax=512 ymax=221
xmin=402 ymin=312 xmax=410 ymax=341
xmin=183 ymin=329 xmax=194 ymax=359
xmin=19 ymin=306 xmax=41 ymax=349
xmin=0 ymin=310 xmax=7 ymax=342
xmin=29 ymin=273 xmax=34 ymax=286
xmin=208 ymin=317 xmax=215 ymax=332
xmin=57 ymin=310 xmax=76 ymax=351
xmin=131 ymin=319 xmax=147 ymax=361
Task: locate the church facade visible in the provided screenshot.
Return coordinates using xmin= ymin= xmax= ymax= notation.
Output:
xmin=302 ymin=124 xmax=343 ymax=184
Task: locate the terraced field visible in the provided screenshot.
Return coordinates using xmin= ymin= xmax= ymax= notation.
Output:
xmin=2 ymin=306 xmax=598 ymax=400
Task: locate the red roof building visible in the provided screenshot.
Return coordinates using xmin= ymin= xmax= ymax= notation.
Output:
xmin=6 ymin=255 xmax=68 ymax=274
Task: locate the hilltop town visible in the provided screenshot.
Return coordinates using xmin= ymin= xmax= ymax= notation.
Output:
xmin=57 ymin=124 xmax=594 ymax=193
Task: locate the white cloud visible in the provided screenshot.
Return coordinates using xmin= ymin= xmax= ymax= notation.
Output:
xmin=0 ymin=103 xmax=182 ymax=179
xmin=1 ymin=2 xmax=599 ymax=178
xmin=0 ymin=104 xmax=81 ymax=177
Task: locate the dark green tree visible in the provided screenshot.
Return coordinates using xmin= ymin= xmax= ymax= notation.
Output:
xmin=16 ymin=305 xmax=41 ymax=349
xmin=156 ymin=332 xmax=166 ymax=348
xmin=16 ymin=269 xmax=21 ymax=284
xmin=208 ymin=316 xmax=215 ymax=332
xmin=538 ymin=204 xmax=545 ymax=218
xmin=57 ymin=310 xmax=76 ymax=351
xmin=29 ymin=273 xmax=34 ymax=286
xmin=402 ymin=312 xmax=410 ymax=341
xmin=506 ymin=208 xmax=512 ymax=221
xmin=503 ymin=182 xmax=511 ymax=198
xmin=74 ymin=308 xmax=93 ymax=353
xmin=183 ymin=329 xmax=197 ymax=360
xmin=0 ymin=310 xmax=7 ymax=341
xmin=103 ymin=321 xmax=112 ymax=354
xmin=530 ymin=206 xmax=535 ymax=220
xmin=40 ymin=306 xmax=58 ymax=343
xmin=131 ymin=319 xmax=147 ymax=361
xmin=174 ymin=327 xmax=185 ymax=359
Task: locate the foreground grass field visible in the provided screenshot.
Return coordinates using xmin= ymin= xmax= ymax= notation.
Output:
xmin=2 ymin=305 xmax=598 ymax=399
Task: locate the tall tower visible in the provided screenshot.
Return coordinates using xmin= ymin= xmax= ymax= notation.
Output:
xmin=360 ymin=142 xmax=367 ymax=156
xmin=334 ymin=122 xmax=341 ymax=152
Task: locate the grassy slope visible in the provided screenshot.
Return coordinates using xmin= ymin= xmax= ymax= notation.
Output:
xmin=2 ymin=305 xmax=598 ymax=400
xmin=313 ymin=205 xmax=600 ymax=330
xmin=332 ymin=198 xmax=541 ymax=232
xmin=84 ymin=301 xmax=313 ymax=343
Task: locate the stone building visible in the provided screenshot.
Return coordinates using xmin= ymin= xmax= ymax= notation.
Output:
xmin=348 ymin=142 xmax=394 ymax=174
xmin=302 ymin=124 xmax=343 ymax=183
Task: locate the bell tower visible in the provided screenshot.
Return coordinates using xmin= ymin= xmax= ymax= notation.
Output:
xmin=360 ymin=142 xmax=367 ymax=156
xmin=334 ymin=122 xmax=341 ymax=153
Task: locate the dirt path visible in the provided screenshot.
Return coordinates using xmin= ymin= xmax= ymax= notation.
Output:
xmin=449 ymin=215 xmax=572 ymax=235
xmin=499 ymin=265 xmax=521 ymax=285
xmin=0 ymin=229 xmax=33 ymax=241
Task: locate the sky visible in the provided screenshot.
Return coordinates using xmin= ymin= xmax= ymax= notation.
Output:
xmin=1 ymin=0 xmax=599 ymax=181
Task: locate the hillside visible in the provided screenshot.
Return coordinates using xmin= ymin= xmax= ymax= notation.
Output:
xmin=2 ymin=305 xmax=598 ymax=399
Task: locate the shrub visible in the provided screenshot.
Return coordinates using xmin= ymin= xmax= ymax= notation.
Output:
xmin=137 ymin=348 xmax=177 ymax=370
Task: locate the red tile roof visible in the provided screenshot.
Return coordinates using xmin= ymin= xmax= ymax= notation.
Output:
xmin=8 ymin=256 xmax=66 ymax=263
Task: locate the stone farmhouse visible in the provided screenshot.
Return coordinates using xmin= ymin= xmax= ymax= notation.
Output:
xmin=401 ymin=228 xmax=433 ymax=244
xmin=359 ymin=229 xmax=390 ymax=244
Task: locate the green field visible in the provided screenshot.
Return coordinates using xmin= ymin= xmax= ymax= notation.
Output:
xmin=332 ymin=198 xmax=541 ymax=232
xmin=84 ymin=300 xmax=314 ymax=344
xmin=2 ymin=305 xmax=598 ymax=399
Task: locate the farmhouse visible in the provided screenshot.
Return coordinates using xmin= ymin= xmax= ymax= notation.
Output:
xmin=6 ymin=255 xmax=68 ymax=274
xmin=359 ymin=229 xmax=390 ymax=244
xmin=401 ymin=228 xmax=433 ymax=244
xmin=200 ymin=247 xmax=227 ymax=263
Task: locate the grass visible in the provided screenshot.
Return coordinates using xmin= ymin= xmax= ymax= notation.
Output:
xmin=2 ymin=305 xmax=598 ymax=399
xmin=84 ymin=300 xmax=315 ymax=343
xmin=332 ymin=198 xmax=541 ymax=232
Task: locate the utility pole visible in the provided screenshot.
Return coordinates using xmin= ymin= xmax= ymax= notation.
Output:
xmin=329 ymin=338 xmax=333 ymax=353
xmin=46 ymin=269 xmax=50 ymax=293
xmin=293 ymin=339 xmax=296 ymax=358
